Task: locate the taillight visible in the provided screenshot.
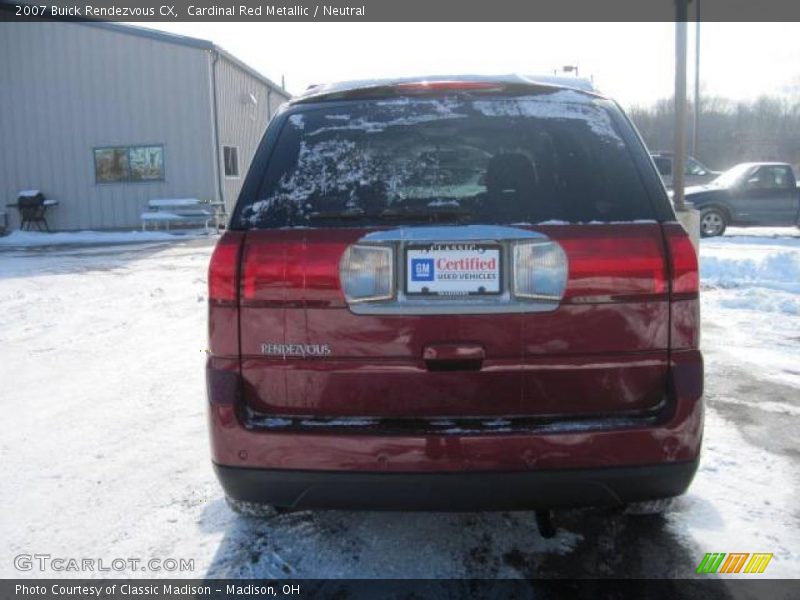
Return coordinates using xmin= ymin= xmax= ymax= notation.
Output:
xmin=513 ymin=241 xmax=568 ymax=300
xmin=339 ymin=245 xmax=394 ymax=303
xmin=664 ymin=224 xmax=699 ymax=295
xmin=549 ymin=227 xmax=669 ymax=300
xmin=208 ymin=233 xmax=243 ymax=304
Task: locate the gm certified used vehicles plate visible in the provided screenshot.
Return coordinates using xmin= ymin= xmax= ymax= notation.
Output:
xmin=405 ymin=243 xmax=502 ymax=296
xmin=206 ymin=75 xmax=703 ymax=516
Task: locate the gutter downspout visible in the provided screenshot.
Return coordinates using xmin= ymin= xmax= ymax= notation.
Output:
xmin=210 ymin=49 xmax=225 ymax=210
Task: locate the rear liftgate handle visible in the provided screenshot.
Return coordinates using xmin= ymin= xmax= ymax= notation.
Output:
xmin=423 ymin=343 xmax=485 ymax=372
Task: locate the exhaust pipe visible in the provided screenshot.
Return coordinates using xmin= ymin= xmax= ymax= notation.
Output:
xmin=535 ymin=510 xmax=557 ymax=538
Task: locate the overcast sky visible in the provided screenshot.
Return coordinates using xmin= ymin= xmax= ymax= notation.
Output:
xmin=140 ymin=22 xmax=800 ymax=107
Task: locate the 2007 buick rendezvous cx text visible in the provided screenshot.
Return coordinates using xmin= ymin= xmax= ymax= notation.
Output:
xmin=205 ymin=75 xmax=703 ymax=515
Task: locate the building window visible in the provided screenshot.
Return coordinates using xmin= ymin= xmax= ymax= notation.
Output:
xmin=94 ymin=147 xmax=130 ymax=183
xmin=223 ymin=146 xmax=239 ymax=178
xmin=94 ymin=145 xmax=164 ymax=183
xmin=129 ymin=146 xmax=165 ymax=181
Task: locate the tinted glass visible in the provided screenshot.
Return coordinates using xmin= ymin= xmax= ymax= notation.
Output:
xmin=129 ymin=146 xmax=164 ymax=181
xmin=753 ymin=166 xmax=793 ymax=189
xmin=686 ymin=158 xmax=707 ymax=176
xmin=653 ymin=157 xmax=672 ymax=176
xmin=94 ymin=146 xmax=163 ymax=182
xmin=224 ymin=146 xmax=239 ymax=177
xmin=94 ymin=147 xmax=129 ymax=183
xmin=238 ymin=93 xmax=653 ymax=228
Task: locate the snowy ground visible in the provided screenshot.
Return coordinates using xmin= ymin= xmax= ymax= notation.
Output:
xmin=0 ymin=229 xmax=206 ymax=247
xmin=0 ymin=227 xmax=798 ymax=581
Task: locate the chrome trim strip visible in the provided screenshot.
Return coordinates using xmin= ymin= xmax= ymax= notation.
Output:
xmin=348 ymin=226 xmax=561 ymax=315
xmin=361 ymin=224 xmax=547 ymax=242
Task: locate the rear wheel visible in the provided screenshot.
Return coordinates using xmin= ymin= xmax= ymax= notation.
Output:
xmin=225 ymin=496 xmax=289 ymax=518
xmin=700 ymin=208 xmax=727 ymax=237
xmin=623 ymin=497 xmax=676 ymax=515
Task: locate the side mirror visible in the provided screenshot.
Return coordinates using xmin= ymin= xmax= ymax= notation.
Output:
xmin=736 ymin=177 xmax=758 ymax=191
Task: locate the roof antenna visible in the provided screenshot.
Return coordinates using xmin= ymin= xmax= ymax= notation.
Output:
xmin=281 ymin=75 xmax=286 ymax=90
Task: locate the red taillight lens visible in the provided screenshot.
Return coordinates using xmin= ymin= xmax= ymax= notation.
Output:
xmin=208 ymin=232 xmax=243 ymax=304
xmin=545 ymin=226 xmax=668 ymax=301
xmin=664 ymin=223 xmax=699 ymax=295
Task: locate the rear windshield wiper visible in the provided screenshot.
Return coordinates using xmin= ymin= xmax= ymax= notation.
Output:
xmin=307 ymin=207 xmax=474 ymax=224
xmin=307 ymin=209 xmax=367 ymax=222
xmin=378 ymin=208 xmax=474 ymax=223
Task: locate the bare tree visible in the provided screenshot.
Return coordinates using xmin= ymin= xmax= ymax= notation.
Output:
xmin=628 ymin=95 xmax=800 ymax=172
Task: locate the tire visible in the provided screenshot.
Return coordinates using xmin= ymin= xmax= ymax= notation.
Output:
xmin=699 ymin=207 xmax=727 ymax=237
xmin=623 ymin=497 xmax=676 ymax=515
xmin=225 ymin=496 xmax=284 ymax=518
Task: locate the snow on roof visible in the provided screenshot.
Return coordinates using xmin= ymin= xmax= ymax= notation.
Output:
xmin=18 ymin=190 xmax=41 ymax=197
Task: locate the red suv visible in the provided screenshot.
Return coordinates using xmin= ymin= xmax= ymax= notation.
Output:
xmin=207 ymin=76 xmax=702 ymax=516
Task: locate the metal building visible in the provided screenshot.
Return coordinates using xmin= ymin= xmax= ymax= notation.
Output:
xmin=0 ymin=21 xmax=290 ymax=231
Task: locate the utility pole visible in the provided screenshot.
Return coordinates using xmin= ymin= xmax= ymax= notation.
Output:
xmin=692 ymin=0 xmax=701 ymax=156
xmin=674 ymin=0 xmax=700 ymax=249
xmin=673 ymin=1 xmax=689 ymax=211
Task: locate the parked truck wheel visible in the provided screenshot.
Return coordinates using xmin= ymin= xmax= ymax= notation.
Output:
xmin=700 ymin=207 xmax=728 ymax=237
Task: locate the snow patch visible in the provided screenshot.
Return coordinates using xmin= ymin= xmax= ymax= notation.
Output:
xmin=699 ymin=229 xmax=800 ymax=387
xmin=0 ymin=228 xmax=798 ymax=578
xmin=0 ymin=229 xmax=205 ymax=248
xmin=701 ymin=237 xmax=800 ymax=305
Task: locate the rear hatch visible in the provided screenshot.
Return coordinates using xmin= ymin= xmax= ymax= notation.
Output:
xmin=231 ymin=87 xmax=680 ymax=421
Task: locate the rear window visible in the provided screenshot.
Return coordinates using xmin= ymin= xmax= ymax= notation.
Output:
xmin=237 ymin=92 xmax=654 ymax=228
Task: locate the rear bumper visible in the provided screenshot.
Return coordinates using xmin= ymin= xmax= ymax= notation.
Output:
xmin=215 ymin=459 xmax=699 ymax=511
xmin=207 ymin=350 xmax=703 ymax=509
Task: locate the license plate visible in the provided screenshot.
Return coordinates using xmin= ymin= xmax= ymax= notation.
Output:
xmin=406 ymin=243 xmax=501 ymax=296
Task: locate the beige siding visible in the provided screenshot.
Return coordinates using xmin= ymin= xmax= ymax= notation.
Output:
xmin=0 ymin=22 xmax=217 ymax=230
xmin=214 ymin=53 xmax=290 ymax=215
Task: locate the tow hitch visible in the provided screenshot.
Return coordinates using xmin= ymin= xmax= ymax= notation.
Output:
xmin=535 ymin=510 xmax=557 ymax=538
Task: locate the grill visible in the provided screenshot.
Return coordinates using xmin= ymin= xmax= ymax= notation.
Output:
xmin=14 ymin=191 xmax=50 ymax=231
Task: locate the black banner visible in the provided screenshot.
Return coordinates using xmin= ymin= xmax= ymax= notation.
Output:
xmin=3 ymin=0 xmax=800 ymax=22
xmin=4 ymin=579 xmax=800 ymax=600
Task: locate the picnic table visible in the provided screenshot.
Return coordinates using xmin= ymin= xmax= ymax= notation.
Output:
xmin=141 ymin=198 xmax=222 ymax=235
xmin=6 ymin=191 xmax=58 ymax=231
